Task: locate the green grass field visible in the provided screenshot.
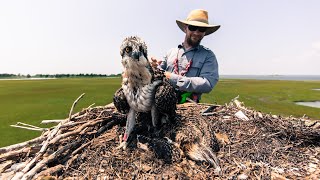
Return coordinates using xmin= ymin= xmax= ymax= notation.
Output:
xmin=202 ymin=79 xmax=320 ymax=119
xmin=0 ymin=78 xmax=319 ymax=147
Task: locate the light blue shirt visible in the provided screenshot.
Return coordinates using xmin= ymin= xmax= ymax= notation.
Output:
xmin=159 ymin=44 xmax=219 ymax=100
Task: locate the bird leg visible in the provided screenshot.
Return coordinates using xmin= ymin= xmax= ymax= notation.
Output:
xmin=151 ymin=104 xmax=159 ymax=127
xmin=117 ymin=108 xmax=136 ymax=150
xmin=151 ymin=104 xmax=164 ymax=137
xmin=161 ymin=113 xmax=169 ymax=125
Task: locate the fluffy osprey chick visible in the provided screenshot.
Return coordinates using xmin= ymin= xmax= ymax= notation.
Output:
xmin=113 ymin=36 xmax=177 ymax=149
xmin=136 ymin=135 xmax=183 ymax=164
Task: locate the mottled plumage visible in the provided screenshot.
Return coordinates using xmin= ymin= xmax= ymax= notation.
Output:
xmin=113 ymin=36 xmax=177 ymax=149
xmin=137 ymin=135 xmax=183 ymax=164
xmin=174 ymin=107 xmax=221 ymax=171
xmin=113 ymin=36 xmax=219 ymax=171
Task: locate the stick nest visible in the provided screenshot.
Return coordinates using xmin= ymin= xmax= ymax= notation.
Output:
xmin=1 ymin=97 xmax=320 ymax=180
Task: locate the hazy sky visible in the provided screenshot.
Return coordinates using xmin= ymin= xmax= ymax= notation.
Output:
xmin=1 ymin=0 xmax=319 ymax=75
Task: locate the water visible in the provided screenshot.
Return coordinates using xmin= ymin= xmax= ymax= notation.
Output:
xmin=220 ymin=75 xmax=320 ymax=81
xmin=295 ymin=101 xmax=320 ymax=108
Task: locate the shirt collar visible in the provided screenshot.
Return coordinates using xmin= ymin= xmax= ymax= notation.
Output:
xmin=179 ymin=43 xmax=201 ymax=52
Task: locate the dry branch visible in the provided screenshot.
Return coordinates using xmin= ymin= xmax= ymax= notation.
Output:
xmin=0 ymin=136 xmax=46 ymax=154
xmin=33 ymin=164 xmax=64 ymax=179
xmin=68 ymin=93 xmax=85 ymax=120
xmin=10 ymin=125 xmax=46 ymax=132
xmin=21 ymin=141 xmax=79 ymax=180
xmin=41 ymin=120 xmax=64 ymax=124
xmin=0 ymin=160 xmax=14 ymax=173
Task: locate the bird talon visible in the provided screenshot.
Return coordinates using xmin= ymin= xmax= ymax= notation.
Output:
xmin=214 ymin=166 xmax=222 ymax=175
xmin=116 ymin=142 xmax=128 ymax=150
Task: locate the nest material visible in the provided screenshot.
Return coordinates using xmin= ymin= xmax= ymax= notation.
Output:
xmin=0 ymin=96 xmax=320 ymax=180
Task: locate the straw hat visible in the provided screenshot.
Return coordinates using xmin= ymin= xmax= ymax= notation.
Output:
xmin=176 ymin=9 xmax=220 ymax=36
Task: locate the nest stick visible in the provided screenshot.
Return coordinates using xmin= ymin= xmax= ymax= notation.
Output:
xmin=0 ymin=147 xmax=31 ymax=163
xmin=68 ymin=93 xmax=85 ymax=121
xmin=16 ymin=122 xmax=42 ymax=129
xmin=10 ymin=125 xmax=46 ymax=131
xmin=41 ymin=119 xmax=64 ymax=124
xmin=33 ymin=164 xmax=64 ymax=179
xmin=49 ymin=118 xmax=105 ymax=144
xmin=0 ymin=136 xmax=46 ymax=154
xmin=21 ymin=141 xmax=77 ymax=180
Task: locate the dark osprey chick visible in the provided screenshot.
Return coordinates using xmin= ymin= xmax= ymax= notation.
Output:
xmin=113 ymin=36 xmax=177 ymax=149
xmin=136 ymin=135 xmax=183 ymax=164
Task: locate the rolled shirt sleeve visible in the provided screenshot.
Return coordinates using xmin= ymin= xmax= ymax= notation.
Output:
xmin=161 ymin=45 xmax=219 ymax=94
xmin=171 ymin=53 xmax=219 ymax=93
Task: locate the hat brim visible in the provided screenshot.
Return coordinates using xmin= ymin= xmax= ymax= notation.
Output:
xmin=176 ymin=20 xmax=220 ymax=36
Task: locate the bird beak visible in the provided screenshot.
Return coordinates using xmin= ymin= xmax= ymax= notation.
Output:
xmin=132 ymin=51 xmax=142 ymax=60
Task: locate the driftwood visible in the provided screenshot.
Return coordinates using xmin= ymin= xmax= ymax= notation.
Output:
xmin=0 ymin=95 xmax=319 ymax=179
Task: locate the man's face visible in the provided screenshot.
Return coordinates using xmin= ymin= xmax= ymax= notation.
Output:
xmin=185 ymin=25 xmax=206 ymax=47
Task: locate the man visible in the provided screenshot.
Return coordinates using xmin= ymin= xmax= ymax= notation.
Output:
xmin=151 ymin=9 xmax=220 ymax=103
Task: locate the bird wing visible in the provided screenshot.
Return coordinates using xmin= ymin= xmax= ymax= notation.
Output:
xmin=113 ymin=87 xmax=130 ymax=114
xmin=155 ymin=80 xmax=177 ymax=116
xmin=137 ymin=134 xmax=177 ymax=163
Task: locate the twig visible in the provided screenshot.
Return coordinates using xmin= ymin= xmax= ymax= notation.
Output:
xmin=12 ymin=93 xmax=87 ymax=180
xmin=16 ymin=122 xmax=42 ymax=129
xmin=21 ymin=141 xmax=78 ymax=180
xmin=50 ymin=119 xmax=105 ymax=144
xmin=0 ymin=136 xmax=46 ymax=154
xmin=201 ymin=112 xmax=217 ymax=116
xmin=10 ymin=125 xmax=47 ymax=131
xmin=201 ymin=105 xmax=220 ymax=114
xmin=41 ymin=119 xmax=64 ymax=124
xmin=186 ymin=97 xmax=198 ymax=104
xmin=68 ymin=93 xmax=85 ymax=121
xmin=0 ymin=160 xmax=14 ymax=173
xmin=10 ymin=122 xmax=48 ymax=131
xmin=72 ymin=113 xmax=88 ymax=120
xmin=34 ymin=164 xmax=64 ymax=179
xmin=105 ymin=102 xmax=115 ymax=108
xmin=0 ymin=148 xmax=30 ymax=163
xmin=60 ymin=120 xmax=87 ymax=129
xmin=87 ymin=103 xmax=96 ymax=109
xmin=65 ymin=154 xmax=80 ymax=170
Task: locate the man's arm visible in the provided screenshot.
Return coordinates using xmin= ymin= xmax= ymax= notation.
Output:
xmin=168 ymin=54 xmax=219 ymax=93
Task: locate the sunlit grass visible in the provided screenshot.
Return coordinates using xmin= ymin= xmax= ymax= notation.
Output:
xmin=0 ymin=78 xmax=319 ymax=147
xmin=0 ymin=78 xmax=121 ymax=147
xmin=202 ymin=79 xmax=320 ymax=119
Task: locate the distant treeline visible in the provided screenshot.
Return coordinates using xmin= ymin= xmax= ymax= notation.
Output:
xmin=0 ymin=73 xmax=121 ymax=79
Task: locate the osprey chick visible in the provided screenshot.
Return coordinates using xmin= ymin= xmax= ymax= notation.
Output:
xmin=174 ymin=107 xmax=221 ymax=173
xmin=113 ymin=36 xmax=177 ymax=149
xmin=136 ymin=135 xmax=183 ymax=164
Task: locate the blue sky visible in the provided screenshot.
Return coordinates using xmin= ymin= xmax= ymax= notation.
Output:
xmin=0 ymin=0 xmax=319 ymax=75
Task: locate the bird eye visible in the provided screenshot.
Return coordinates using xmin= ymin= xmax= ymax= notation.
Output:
xmin=125 ymin=47 xmax=132 ymax=53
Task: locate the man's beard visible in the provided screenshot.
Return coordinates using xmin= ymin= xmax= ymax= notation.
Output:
xmin=186 ymin=35 xmax=203 ymax=47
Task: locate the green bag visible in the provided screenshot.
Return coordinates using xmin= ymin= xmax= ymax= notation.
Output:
xmin=179 ymin=92 xmax=192 ymax=104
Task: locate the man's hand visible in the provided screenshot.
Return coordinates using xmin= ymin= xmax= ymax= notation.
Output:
xmin=150 ymin=57 xmax=162 ymax=68
xmin=164 ymin=72 xmax=171 ymax=79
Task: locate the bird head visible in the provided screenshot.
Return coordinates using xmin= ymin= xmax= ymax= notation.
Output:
xmin=120 ymin=36 xmax=154 ymax=86
xmin=120 ymin=36 xmax=149 ymax=68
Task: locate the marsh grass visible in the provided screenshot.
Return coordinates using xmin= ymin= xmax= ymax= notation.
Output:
xmin=0 ymin=78 xmax=120 ymax=147
xmin=203 ymin=79 xmax=320 ymax=119
xmin=0 ymin=78 xmax=319 ymax=147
